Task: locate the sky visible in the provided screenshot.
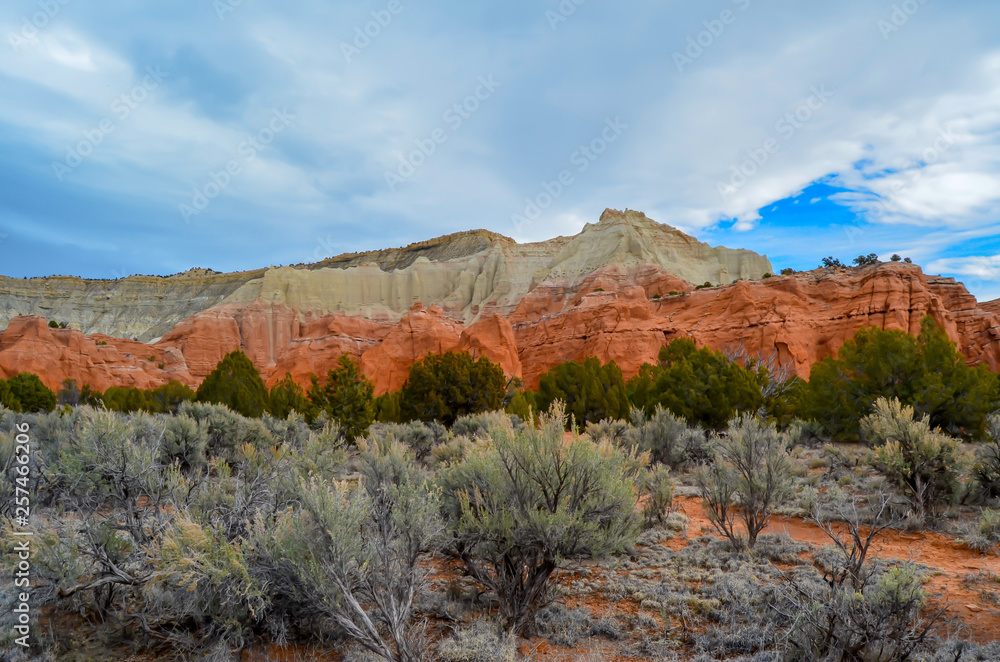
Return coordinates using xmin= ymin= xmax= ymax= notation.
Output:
xmin=0 ymin=0 xmax=998 ymax=301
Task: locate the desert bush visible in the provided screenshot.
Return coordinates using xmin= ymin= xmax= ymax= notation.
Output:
xmin=308 ymin=356 xmax=376 ymax=441
xmin=179 ymin=401 xmax=275 ymax=459
xmin=624 ymin=406 xmax=707 ymax=469
xmin=438 ymin=402 xmax=643 ymax=635
xmin=534 ymin=358 xmax=630 ymax=430
xmin=783 ymin=418 xmax=825 ymax=447
xmin=972 ymin=414 xmax=1000 ymax=503
xmin=399 ymin=351 xmax=506 ymax=426
xmin=452 ymin=411 xmax=522 ymax=440
xmin=257 ymin=437 xmax=441 ymax=662
xmin=585 ymin=417 xmax=630 ymax=444
xmin=196 ymin=350 xmax=270 ymax=418
xmin=437 ymin=621 xmax=516 ymax=662
xmin=862 ymin=397 xmax=966 ymax=522
xmin=695 ymin=414 xmax=792 ymax=550
xmin=0 ymin=431 xmax=16 ymax=520
xmin=144 ymin=513 xmax=267 ymax=655
xmin=431 ymin=435 xmax=473 ymax=468
xmin=781 ymin=492 xmax=944 ymax=661
xmin=192 ymin=441 xmax=290 ymax=542
xmin=159 ymin=415 xmax=208 ymax=470
xmin=36 ymin=410 xmax=188 ymax=623
xmin=261 ymin=411 xmax=311 ymax=449
xmin=639 ymin=464 xmax=675 ymax=529
xmin=960 ymin=509 xmax=1000 ymax=553
xmin=534 ymin=604 xmax=598 ymax=646
xmin=283 ymin=421 xmax=348 ymax=482
xmin=370 ymin=420 xmax=448 ymax=461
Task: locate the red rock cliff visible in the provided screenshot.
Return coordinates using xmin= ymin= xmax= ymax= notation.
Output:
xmin=1 ymin=263 xmax=997 ymax=395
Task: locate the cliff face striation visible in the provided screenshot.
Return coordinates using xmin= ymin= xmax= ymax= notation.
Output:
xmin=1 ymin=208 xmax=997 ymax=395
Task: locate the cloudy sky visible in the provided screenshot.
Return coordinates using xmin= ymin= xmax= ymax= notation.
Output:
xmin=1 ymin=0 xmax=998 ymax=300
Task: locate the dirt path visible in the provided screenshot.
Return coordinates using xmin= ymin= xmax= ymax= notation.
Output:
xmin=673 ymin=495 xmax=1000 ymax=641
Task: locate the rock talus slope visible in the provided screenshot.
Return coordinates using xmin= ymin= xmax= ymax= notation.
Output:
xmin=1 ymin=209 xmax=997 ymax=394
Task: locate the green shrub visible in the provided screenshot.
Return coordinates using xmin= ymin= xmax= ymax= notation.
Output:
xmin=627 ymin=338 xmax=767 ymax=430
xmin=374 ymin=389 xmax=403 ymax=423
xmin=0 ymin=379 xmax=18 ymax=411
xmin=308 ymin=356 xmax=376 ymax=441
xmin=695 ymin=414 xmax=792 ymax=550
xmin=146 ymin=380 xmax=195 ymax=414
xmin=102 ymin=385 xmax=150 ymax=413
xmin=863 ymin=397 xmax=966 ymax=522
xmin=267 ymin=372 xmax=309 ymax=419
xmin=798 ymin=317 xmax=999 ymax=439
xmin=399 ymin=351 xmax=506 ymax=426
xmin=504 ymin=390 xmax=534 ymax=423
xmin=780 ymin=268 xmax=795 ymax=275
xmin=196 ymin=350 xmax=269 ymax=418
xmin=6 ymin=373 xmax=56 ymax=412
xmin=438 ymin=403 xmax=643 ymax=635
xmin=534 ymin=357 xmax=629 ymax=431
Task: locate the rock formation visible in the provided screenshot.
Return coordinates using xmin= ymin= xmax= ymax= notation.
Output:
xmin=1 ymin=209 xmax=997 ymax=395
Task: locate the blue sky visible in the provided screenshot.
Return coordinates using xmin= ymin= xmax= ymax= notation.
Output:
xmin=1 ymin=0 xmax=998 ymax=300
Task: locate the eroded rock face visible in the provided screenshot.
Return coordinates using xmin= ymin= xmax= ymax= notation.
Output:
xmin=1 ymin=211 xmax=997 ymax=396
xmin=360 ymin=305 xmax=465 ymax=394
xmin=0 ymin=316 xmax=194 ymax=392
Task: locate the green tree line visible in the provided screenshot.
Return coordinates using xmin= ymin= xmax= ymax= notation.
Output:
xmin=2 ymin=316 xmax=997 ymax=441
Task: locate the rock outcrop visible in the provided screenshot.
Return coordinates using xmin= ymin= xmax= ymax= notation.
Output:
xmin=0 ymin=209 xmax=771 ymax=336
xmin=1 ymin=209 xmax=997 ymax=396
